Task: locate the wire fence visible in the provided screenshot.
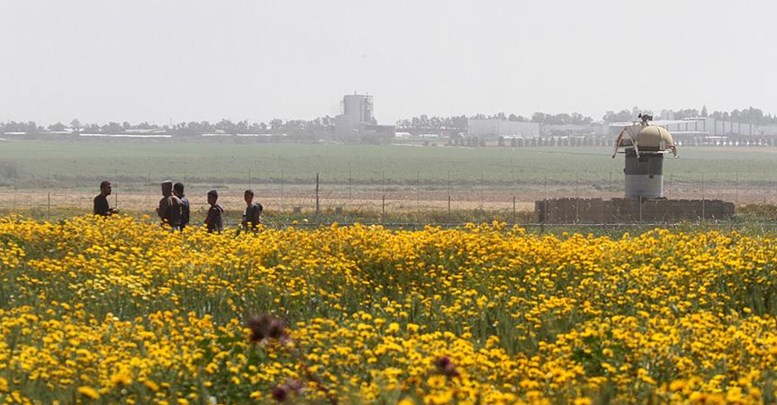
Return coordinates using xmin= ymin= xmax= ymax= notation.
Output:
xmin=1 ymin=169 xmax=775 ymax=226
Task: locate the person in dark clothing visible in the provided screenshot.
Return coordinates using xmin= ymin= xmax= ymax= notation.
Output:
xmin=173 ymin=182 xmax=190 ymax=231
xmin=241 ymin=189 xmax=263 ymax=231
xmin=205 ymin=190 xmax=224 ymax=233
xmin=157 ymin=180 xmax=182 ymax=230
xmin=93 ymin=180 xmax=118 ymax=216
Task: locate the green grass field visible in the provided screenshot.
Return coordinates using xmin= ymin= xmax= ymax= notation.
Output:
xmin=4 ymin=139 xmax=777 ymax=234
xmin=1 ymin=139 xmax=776 ymax=189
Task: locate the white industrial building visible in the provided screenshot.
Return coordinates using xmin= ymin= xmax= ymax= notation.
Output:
xmin=467 ymin=119 xmax=540 ymax=139
xmin=607 ymin=117 xmax=777 ymax=137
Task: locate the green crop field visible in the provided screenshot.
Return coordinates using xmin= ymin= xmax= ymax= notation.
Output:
xmin=1 ymin=139 xmax=776 ymax=189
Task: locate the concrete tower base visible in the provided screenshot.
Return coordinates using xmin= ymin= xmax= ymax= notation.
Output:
xmin=624 ymin=151 xmax=664 ymax=198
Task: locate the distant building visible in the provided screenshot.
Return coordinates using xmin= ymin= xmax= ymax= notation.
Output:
xmin=605 ymin=115 xmax=777 ymax=147
xmin=335 ymin=94 xmax=395 ymax=143
xmin=467 ymin=119 xmax=540 ymax=139
xmin=544 ymin=124 xmax=595 ymax=136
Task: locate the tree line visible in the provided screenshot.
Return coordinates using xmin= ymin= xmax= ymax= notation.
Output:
xmin=3 ymin=106 xmax=777 ymax=136
xmin=0 ymin=116 xmax=336 ymax=137
xmin=602 ymin=106 xmax=777 ymax=125
xmin=395 ymin=112 xmax=593 ymax=132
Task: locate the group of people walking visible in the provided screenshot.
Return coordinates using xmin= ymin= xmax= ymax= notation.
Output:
xmin=93 ymin=180 xmax=263 ymax=233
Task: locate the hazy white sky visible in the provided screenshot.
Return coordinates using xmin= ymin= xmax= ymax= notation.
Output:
xmin=1 ymin=0 xmax=775 ymax=125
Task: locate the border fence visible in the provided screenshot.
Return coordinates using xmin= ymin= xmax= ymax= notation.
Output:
xmin=1 ymin=169 xmax=776 ymax=228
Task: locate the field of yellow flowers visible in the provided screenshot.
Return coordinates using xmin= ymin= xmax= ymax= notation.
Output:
xmin=1 ymin=215 xmax=777 ymax=404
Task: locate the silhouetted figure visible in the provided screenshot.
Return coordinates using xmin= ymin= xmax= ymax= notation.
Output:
xmin=93 ymin=180 xmax=119 ymax=216
xmin=205 ymin=190 xmax=224 ymax=233
xmin=157 ymin=180 xmax=182 ymax=230
xmin=173 ymin=182 xmax=190 ymax=231
xmin=241 ymin=189 xmax=263 ymax=231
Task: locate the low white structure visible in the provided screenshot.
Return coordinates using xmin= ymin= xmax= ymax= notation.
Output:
xmin=467 ymin=119 xmax=540 ymax=139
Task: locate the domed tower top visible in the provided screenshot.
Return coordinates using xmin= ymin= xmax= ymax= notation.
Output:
xmin=612 ymin=124 xmax=677 ymax=158
xmin=612 ymin=116 xmax=678 ymax=199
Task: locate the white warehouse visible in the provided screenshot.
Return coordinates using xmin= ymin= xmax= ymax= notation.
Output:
xmin=467 ymin=119 xmax=541 ymax=139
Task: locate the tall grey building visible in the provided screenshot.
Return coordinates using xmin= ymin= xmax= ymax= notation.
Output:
xmin=335 ymin=94 xmax=394 ymax=143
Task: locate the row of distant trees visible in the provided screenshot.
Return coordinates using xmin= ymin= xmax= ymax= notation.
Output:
xmin=401 ymin=106 xmax=777 ymax=133
xmin=166 ymin=116 xmax=336 ymax=137
xmin=602 ymin=106 xmax=777 ymax=125
xmin=0 ymin=116 xmax=337 ymax=137
xmin=3 ymin=106 xmax=777 ymax=136
xmin=395 ymin=112 xmax=593 ymax=132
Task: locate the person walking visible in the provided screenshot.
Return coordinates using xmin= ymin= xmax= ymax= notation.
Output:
xmin=93 ymin=180 xmax=119 ymax=216
xmin=157 ymin=180 xmax=182 ymax=230
xmin=205 ymin=190 xmax=224 ymax=233
xmin=241 ymin=189 xmax=263 ymax=231
xmin=173 ymin=182 xmax=190 ymax=231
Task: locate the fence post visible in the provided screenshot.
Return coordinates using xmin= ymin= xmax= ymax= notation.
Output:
xmin=113 ymin=168 xmax=118 ymax=213
xmin=12 ymin=166 xmax=17 ymax=208
xmin=447 ymin=195 xmax=451 ymax=223
xmin=735 ymin=172 xmax=739 ymax=205
xmin=479 ymin=171 xmax=484 ymax=210
xmin=639 ymin=195 xmax=643 ymax=223
xmin=378 ymin=170 xmax=384 ymax=222
xmin=315 ymin=172 xmax=320 ymax=217
xmin=576 ymin=172 xmax=579 ymax=199
xmin=146 ymin=162 xmax=151 ymax=209
xmin=701 ymin=173 xmax=705 ymax=220
xmin=575 ymin=172 xmax=580 ymax=223
xmin=280 ymin=171 xmax=285 ymax=212
xmin=447 ymin=171 xmax=451 ymax=224
xmin=512 ymin=196 xmax=516 ymax=224
xmin=416 ymin=171 xmax=420 ymax=209
xmin=48 ymin=167 xmax=52 ymax=217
